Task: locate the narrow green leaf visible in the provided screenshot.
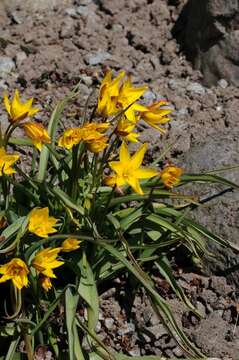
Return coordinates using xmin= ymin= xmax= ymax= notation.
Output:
xmin=31 ymin=286 xmax=69 ymax=336
xmin=95 ymin=240 xmax=204 ymax=358
xmin=5 ymin=337 xmax=20 ymax=360
xmin=155 ymin=257 xmax=201 ymax=317
xmin=181 ymin=173 xmax=239 ymax=189
xmin=65 ymin=287 xmax=84 ymax=360
xmin=50 ymin=187 xmax=85 ymax=216
xmin=37 ymin=83 xmax=80 ymax=182
xmin=77 ymin=253 xmax=99 ymax=332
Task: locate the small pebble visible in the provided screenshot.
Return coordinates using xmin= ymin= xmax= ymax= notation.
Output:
xmin=104 ymin=318 xmax=114 ymax=330
xmin=65 ymin=8 xmax=78 ymax=18
xmin=173 ymin=346 xmax=184 ymax=357
xmin=86 ymin=51 xmax=111 ymax=66
xmin=186 ymin=82 xmax=206 ymax=95
xmin=95 ymin=321 xmax=101 ymax=333
xmin=0 ymin=57 xmax=15 ymax=76
xmin=81 ymin=75 xmax=93 ymax=86
xmin=142 ymin=333 xmax=151 ymax=343
xmin=128 ymin=348 xmax=141 ymax=356
xmin=218 ymin=79 xmax=228 ymax=89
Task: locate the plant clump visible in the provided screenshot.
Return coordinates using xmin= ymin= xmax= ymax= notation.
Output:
xmin=0 ymin=70 xmax=238 ymax=359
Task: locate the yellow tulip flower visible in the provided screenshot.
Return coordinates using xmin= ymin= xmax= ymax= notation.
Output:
xmin=28 ymin=207 xmax=58 ymax=238
xmin=4 ymin=89 xmax=39 ymax=123
xmin=23 ymin=122 xmax=51 ymax=151
xmin=32 ymin=247 xmax=63 ymax=278
xmin=97 ymin=70 xmax=125 ymax=117
xmin=58 ymin=128 xmax=82 ymax=150
xmin=61 ymin=238 xmax=81 ymax=252
xmin=160 ymin=165 xmax=183 ymax=188
xmin=117 ymin=77 xmax=147 ymax=123
xmin=108 ymin=142 xmax=158 ymax=195
xmin=0 ymin=258 xmax=29 ymax=290
xmin=0 ymin=147 xmax=19 ymax=176
xmin=40 ymin=276 xmax=53 ymax=292
xmin=140 ymin=100 xmax=172 ymax=133
xmin=115 ymin=117 xmax=139 ymax=143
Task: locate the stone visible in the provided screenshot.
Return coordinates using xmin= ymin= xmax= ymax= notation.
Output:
xmin=147 ymin=324 xmax=168 ymax=340
xmin=141 ymin=332 xmax=151 ymax=343
xmin=117 ymin=322 xmax=135 ymax=336
xmin=192 ymin=313 xmax=239 ymax=358
xmin=65 ymin=8 xmax=78 ymax=18
xmin=173 ymin=0 xmax=239 ymax=86
xmin=196 ymin=301 xmax=206 ymax=318
xmin=10 ymin=11 xmax=22 ymax=24
xmin=0 ymin=80 xmax=7 ymax=90
xmin=209 ymin=276 xmax=233 ymax=296
xmin=76 ymin=5 xmax=95 ymax=17
xmin=186 ymin=82 xmax=206 ymax=95
xmin=168 ymin=79 xmax=187 ymax=93
xmin=177 ymin=131 xmax=239 ymax=286
xmin=60 ymin=18 xmax=74 ymax=39
xmin=143 ymin=90 xmax=156 ymax=103
xmin=3 ymin=0 xmax=71 ymax=12
xmin=95 ymin=321 xmax=101 ymax=333
xmin=0 ymin=114 xmax=9 ymax=132
xmin=172 ymin=346 xmax=184 ymax=357
xmin=0 ymin=56 xmax=15 ymax=76
xmin=81 ymin=75 xmax=93 ymax=86
xmin=128 ymin=348 xmax=141 ymax=356
xmin=104 ymin=318 xmax=114 ymax=330
xmin=15 ymin=51 xmax=27 ymax=67
xmin=218 ymin=79 xmax=228 ymax=89
xmin=86 ymin=51 xmax=112 ymax=66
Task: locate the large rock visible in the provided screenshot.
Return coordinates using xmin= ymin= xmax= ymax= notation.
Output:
xmin=173 ymin=0 xmax=239 ymax=86
xmin=177 ymin=131 xmax=239 ymax=285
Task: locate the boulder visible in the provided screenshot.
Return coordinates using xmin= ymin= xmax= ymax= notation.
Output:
xmin=177 ymin=131 xmax=239 ymax=286
xmin=173 ymin=0 xmax=239 ymax=86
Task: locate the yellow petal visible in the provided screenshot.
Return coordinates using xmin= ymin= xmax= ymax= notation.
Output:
xmin=130 ymin=143 xmax=148 ymax=169
xmin=109 ymin=161 xmax=124 ymax=175
xmin=125 ymin=132 xmax=139 ymax=143
xmin=119 ymin=142 xmax=130 ymax=163
xmin=127 ymin=176 xmax=143 ymax=195
xmin=134 ymin=168 xmax=158 ymax=179
xmin=3 ymin=92 xmax=11 ymax=116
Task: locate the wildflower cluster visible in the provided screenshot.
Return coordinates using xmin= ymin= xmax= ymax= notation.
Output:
xmin=0 ymin=70 xmax=236 ymax=359
xmin=0 ymin=206 xmax=80 ymax=291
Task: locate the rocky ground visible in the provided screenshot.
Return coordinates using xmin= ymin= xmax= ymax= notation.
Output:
xmin=0 ymin=0 xmax=239 ymax=358
xmin=94 ymin=273 xmax=239 ymax=358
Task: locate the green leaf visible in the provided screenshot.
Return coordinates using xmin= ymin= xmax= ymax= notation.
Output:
xmin=155 ymin=257 xmax=201 ymax=317
xmin=157 ymin=207 xmax=239 ymax=252
xmin=5 ymin=337 xmax=20 ymax=360
xmin=37 ymin=83 xmax=80 ymax=182
xmin=116 ymin=356 xmax=166 ymax=360
xmin=119 ymin=207 xmax=143 ymax=231
xmin=109 ymin=190 xmax=178 ymax=208
xmin=1 ymin=216 xmax=25 ymax=241
xmin=65 ymin=287 xmax=84 ymax=360
xmin=89 ymin=354 xmax=166 ymax=360
xmin=31 ymin=286 xmax=69 ymax=336
xmin=95 ymin=240 xmax=204 ymax=358
xmin=181 ymin=173 xmax=239 ymax=189
xmin=77 ymin=252 xmax=99 ymax=333
xmin=50 ymin=187 xmax=85 ymax=216
xmin=146 ymin=213 xmax=182 ymax=234
xmin=0 ymin=216 xmax=28 ymax=254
